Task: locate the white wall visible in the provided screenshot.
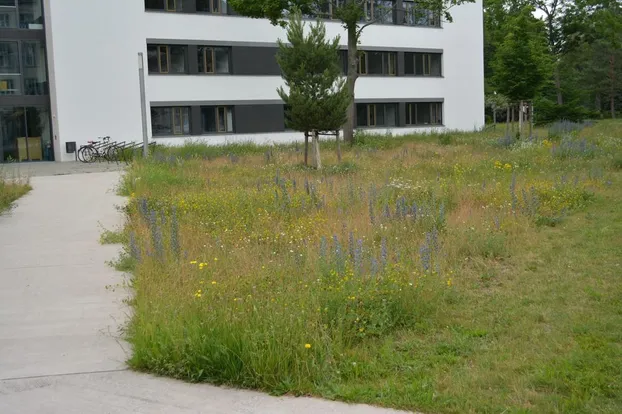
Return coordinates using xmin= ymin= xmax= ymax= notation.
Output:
xmin=46 ymin=1 xmax=483 ymax=160
xmin=45 ymin=0 xmax=146 ymax=161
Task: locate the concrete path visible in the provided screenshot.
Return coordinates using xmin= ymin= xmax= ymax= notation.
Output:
xmin=0 ymin=170 xmax=410 ymax=414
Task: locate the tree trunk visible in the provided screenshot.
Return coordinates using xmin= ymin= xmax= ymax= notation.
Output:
xmin=336 ymin=130 xmax=341 ymax=163
xmin=506 ymin=106 xmax=510 ymax=134
xmin=510 ymin=105 xmax=514 ymax=131
xmin=518 ymin=101 xmax=523 ymax=137
xmin=610 ymin=54 xmax=616 ymax=119
xmin=554 ymin=63 xmax=563 ymax=105
xmin=343 ymin=26 xmax=358 ymax=145
xmin=311 ymin=130 xmax=322 ymax=170
xmin=304 ymin=131 xmax=309 ymax=166
xmin=595 ymin=94 xmax=602 ymax=113
xmin=493 ymin=105 xmax=497 ymax=125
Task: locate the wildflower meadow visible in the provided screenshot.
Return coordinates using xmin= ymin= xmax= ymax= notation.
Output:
xmin=116 ymin=120 xmax=622 ymax=413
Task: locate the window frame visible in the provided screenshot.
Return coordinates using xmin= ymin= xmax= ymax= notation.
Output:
xmin=422 ymin=53 xmax=431 ymax=76
xmin=197 ymin=0 xmax=222 ymax=13
xmin=151 ymin=106 xmax=190 ymax=136
xmin=166 ymin=0 xmax=176 ymax=12
xmin=367 ymin=104 xmax=376 ymax=127
xmin=202 ymin=47 xmax=215 ymax=74
xmin=201 ymin=105 xmax=234 ymax=134
xmin=358 ymin=51 xmax=396 ymax=76
xmin=358 ymin=51 xmax=367 ymax=75
xmin=406 ymin=102 xmax=443 ymax=126
xmin=158 ymin=45 xmax=169 ymax=73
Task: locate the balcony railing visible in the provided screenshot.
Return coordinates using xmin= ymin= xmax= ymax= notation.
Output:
xmin=144 ymin=0 xmax=441 ymax=28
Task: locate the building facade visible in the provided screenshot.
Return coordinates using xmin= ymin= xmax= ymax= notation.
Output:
xmin=1 ymin=0 xmax=484 ymax=163
xmin=0 ymin=0 xmax=52 ymax=162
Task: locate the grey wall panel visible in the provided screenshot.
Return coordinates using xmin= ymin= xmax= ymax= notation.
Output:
xmin=190 ymin=106 xmax=202 ymax=135
xmin=0 ymin=96 xmax=49 ymax=107
xmin=398 ymin=102 xmax=406 ymax=127
xmin=397 ymin=52 xmax=405 ymax=76
xmin=182 ymin=0 xmax=197 ymax=12
xmin=234 ymin=104 xmax=285 ymax=133
xmin=0 ymin=29 xmax=45 ymax=41
xmin=231 ymin=46 xmax=281 ymax=76
xmin=188 ymin=45 xmax=199 ymax=74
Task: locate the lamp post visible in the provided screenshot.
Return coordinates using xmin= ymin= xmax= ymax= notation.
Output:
xmin=138 ymin=52 xmax=149 ymax=158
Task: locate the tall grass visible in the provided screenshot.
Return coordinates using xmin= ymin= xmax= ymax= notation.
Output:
xmin=120 ymin=120 xmax=622 ymax=412
xmin=0 ymin=177 xmax=30 ymax=213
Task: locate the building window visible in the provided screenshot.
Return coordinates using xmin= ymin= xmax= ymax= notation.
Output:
xmin=196 ymin=0 xmax=223 ymax=13
xmin=17 ymin=0 xmax=43 ymax=28
xmin=147 ymin=45 xmax=187 ymax=74
xmin=0 ymin=12 xmax=10 ymax=28
xmin=356 ymin=103 xmax=397 ymax=127
xmin=0 ymin=0 xmax=17 ymax=29
xmin=404 ymin=52 xmax=442 ymax=76
xmin=198 ymin=46 xmax=230 ymax=74
xmin=406 ymin=102 xmax=443 ymax=125
xmin=201 ymin=106 xmax=233 ymax=133
xmin=358 ymin=51 xmax=396 ymax=76
xmin=0 ymin=76 xmax=19 ymax=95
xmin=363 ymin=0 xmax=394 ymax=24
xmin=21 ymin=41 xmax=47 ymax=95
xmin=145 ymin=0 xmax=183 ymax=12
xmin=151 ymin=107 xmax=191 ymax=136
xmin=402 ymin=1 xmax=440 ymax=27
xmin=0 ymin=42 xmax=19 ymax=73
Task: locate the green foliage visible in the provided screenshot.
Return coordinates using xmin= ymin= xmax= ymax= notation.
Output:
xmin=100 ymin=229 xmax=126 ymax=245
xmin=492 ymin=6 xmax=552 ymax=101
xmin=277 ymin=11 xmax=350 ymax=132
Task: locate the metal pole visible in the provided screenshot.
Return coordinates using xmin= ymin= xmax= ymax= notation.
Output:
xmin=138 ymin=53 xmax=149 ymax=158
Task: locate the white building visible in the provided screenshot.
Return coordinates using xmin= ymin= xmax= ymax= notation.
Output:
xmin=0 ymin=0 xmax=484 ymax=163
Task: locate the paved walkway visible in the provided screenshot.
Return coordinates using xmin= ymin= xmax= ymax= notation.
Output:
xmin=0 ymin=169 xmax=409 ymax=414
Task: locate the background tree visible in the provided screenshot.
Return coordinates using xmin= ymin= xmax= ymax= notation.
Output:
xmin=276 ymin=10 xmax=350 ymax=169
xmin=229 ymin=0 xmax=475 ymax=144
xmin=492 ymin=6 xmax=551 ymax=133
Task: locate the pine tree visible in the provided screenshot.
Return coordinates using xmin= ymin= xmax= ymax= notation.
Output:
xmin=276 ymin=11 xmax=350 ymax=169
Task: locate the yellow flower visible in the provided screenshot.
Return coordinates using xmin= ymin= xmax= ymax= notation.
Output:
xmin=305 ymin=343 xmax=311 ymax=349
xmin=190 ymin=260 xmax=197 ymax=264
xmin=194 ymin=289 xmax=202 ymax=298
xmin=447 ymin=279 xmax=452 ymax=287
xmin=504 ymin=163 xmax=512 ymax=170
xmin=214 ymin=258 xmax=218 ymax=261
xmin=211 ymin=281 xmax=217 ymax=285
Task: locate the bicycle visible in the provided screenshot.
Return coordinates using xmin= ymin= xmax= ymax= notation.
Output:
xmin=77 ymin=136 xmax=111 ymax=163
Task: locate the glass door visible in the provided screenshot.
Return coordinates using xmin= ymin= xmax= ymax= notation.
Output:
xmin=0 ymin=106 xmax=50 ymax=162
xmin=0 ymin=106 xmax=26 ymax=162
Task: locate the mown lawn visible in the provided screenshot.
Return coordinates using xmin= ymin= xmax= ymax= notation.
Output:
xmin=119 ymin=120 xmax=622 ymax=413
xmin=0 ymin=178 xmax=30 ymax=213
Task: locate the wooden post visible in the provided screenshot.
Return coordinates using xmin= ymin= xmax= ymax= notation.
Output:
xmin=529 ymin=101 xmax=533 ymax=137
xmin=304 ymin=131 xmax=309 ymax=166
xmin=518 ymin=100 xmax=523 ymax=137
xmin=336 ymin=130 xmax=341 ymax=163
